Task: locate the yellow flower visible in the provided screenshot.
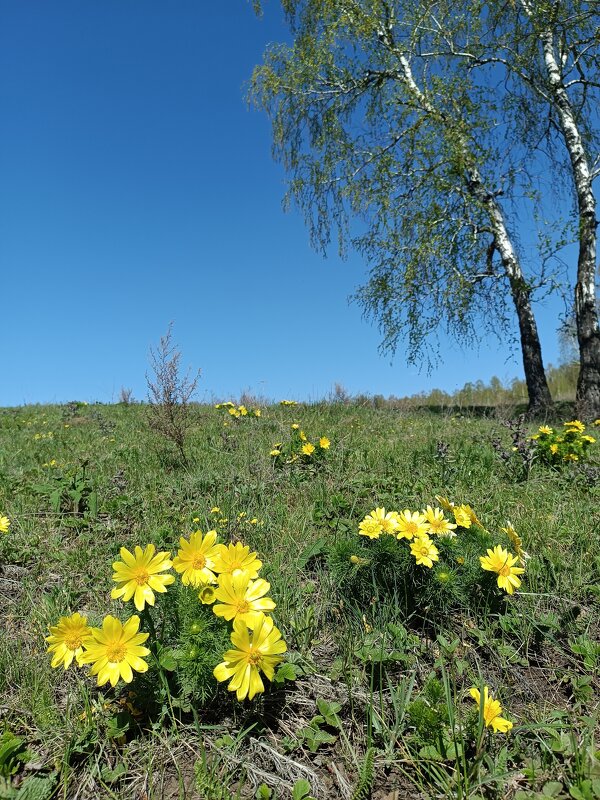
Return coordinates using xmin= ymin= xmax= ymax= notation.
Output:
xmin=453 ymin=505 xmax=473 ymax=529
xmin=582 ymin=435 xmax=596 ymax=443
xmin=173 ymin=530 xmax=221 ymax=587
xmin=270 ymin=449 xmax=281 ymax=457
xmin=79 ymin=615 xmax=150 ymax=687
xmin=424 ymin=506 xmax=457 ymax=537
xmin=46 ymin=612 xmax=92 ymax=669
xmin=350 ymin=554 xmax=370 ymax=566
xmin=358 ymin=517 xmax=383 ymax=539
xmin=480 ymin=545 xmax=525 ymax=594
xmin=301 ymin=442 xmax=315 ymax=455
xmin=319 ymin=436 xmax=331 ymax=449
xmin=210 ymin=507 xmax=221 ymax=514
xmin=594 ymin=419 xmax=600 ymax=426
xmin=111 ymin=545 xmax=175 ymax=612
xmin=369 ymin=507 xmax=401 ymax=535
xmin=199 ymin=586 xmax=217 ymax=605
xmin=470 ymin=687 xmax=513 ymax=733
xmin=550 ymin=443 xmax=559 ymax=454
xmin=564 ymin=453 xmax=578 ymax=461
xmin=395 ymin=509 xmax=428 ymax=540
xmin=212 ymin=542 xmax=263 ymax=579
xmin=0 ymin=515 xmax=10 ymax=534
xmin=410 ymin=535 xmax=439 ymax=568
xmin=538 ymin=425 xmax=553 ymax=435
xmin=435 ymin=495 xmax=454 ymax=513
xmin=254 ymin=409 xmax=261 ymax=417
xmin=564 ymin=419 xmax=585 ymax=433
xmin=213 ymin=615 xmax=287 ymax=701
xmin=291 ymin=423 xmax=299 ymax=430
xmin=500 ymin=523 xmax=529 ymax=565
xmin=213 ymin=572 xmax=276 ymax=629
xmin=299 ymin=431 xmax=307 ymax=442
xmin=193 ymin=517 xmax=200 ymax=523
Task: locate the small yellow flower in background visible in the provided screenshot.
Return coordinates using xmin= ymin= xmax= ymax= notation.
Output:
xmin=210 ymin=507 xmax=221 ymax=514
xmin=538 ymin=425 xmax=553 ymax=435
xmin=424 ymin=506 xmax=458 ymax=537
xmin=79 ymin=615 xmax=150 ymax=687
xmin=46 ymin=612 xmax=91 ymax=669
xmin=500 ymin=523 xmax=529 ymax=565
xmin=111 ymin=545 xmax=175 ymax=612
xmin=280 ymin=399 xmax=298 ymax=406
xmin=594 ymin=419 xmax=600 ymax=426
xmin=550 ymin=443 xmax=559 ymax=454
xmin=470 ymin=686 xmax=513 ymax=733
xmin=395 ymin=509 xmax=428 ymax=540
xmin=199 ymin=586 xmax=217 ymax=605
xmin=582 ymin=434 xmax=596 ymax=444
xmin=0 ymin=515 xmax=10 ymax=534
xmin=299 ymin=431 xmax=307 ymax=442
xmin=480 ymin=545 xmax=525 ymax=594
xmin=238 ymin=405 xmax=248 ymax=416
xmin=452 ymin=505 xmax=473 ymax=529
xmin=193 ymin=517 xmax=200 ymax=523
xmin=564 ymin=419 xmax=585 ymax=433
xmin=228 ymin=407 xmax=240 ymax=417
xmin=410 ymin=535 xmax=439 ymax=568
xmin=212 ymin=542 xmax=263 ymax=579
xmin=564 ymin=453 xmax=579 ymax=461
xmin=213 ymin=572 xmax=276 ymax=629
xmin=301 ymin=442 xmax=315 ymax=456
xmin=319 ymin=436 xmax=331 ymax=449
xmin=270 ymin=449 xmax=281 ymax=457
xmin=173 ymin=530 xmax=221 ymax=587
xmin=291 ymin=423 xmax=300 ymax=430
xmin=254 ymin=409 xmax=261 ymax=417
xmin=456 ymin=556 xmax=465 ymax=565
xmin=249 ymin=518 xmax=259 ymax=525
xmin=213 ymin=615 xmax=287 ymax=701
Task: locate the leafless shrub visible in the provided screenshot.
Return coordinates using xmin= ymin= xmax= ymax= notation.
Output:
xmin=119 ymin=386 xmax=134 ymax=405
xmin=146 ymin=323 xmax=200 ymax=465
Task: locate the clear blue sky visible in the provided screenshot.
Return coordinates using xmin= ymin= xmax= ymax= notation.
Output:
xmin=1 ymin=1 xmax=568 ymax=406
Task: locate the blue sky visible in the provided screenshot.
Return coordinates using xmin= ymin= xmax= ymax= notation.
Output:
xmin=1 ymin=1 xmax=569 ymax=406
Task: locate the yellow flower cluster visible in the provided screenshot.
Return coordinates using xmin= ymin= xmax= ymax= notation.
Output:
xmin=46 ymin=523 xmax=287 ymax=701
xmin=0 ymin=514 xmax=10 ymax=534
xmin=357 ymin=500 xmax=526 ymax=594
xmin=270 ymin=424 xmax=331 ymax=464
xmin=33 ymin=432 xmax=54 ymax=440
xmin=279 ymin=399 xmax=298 ymax=406
xmin=215 ymin=402 xmax=261 ymax=418
xmin=172 ymin=529 xmax=286 ymax=700
xmin=531 ymin=420 xmax=596 ymax=465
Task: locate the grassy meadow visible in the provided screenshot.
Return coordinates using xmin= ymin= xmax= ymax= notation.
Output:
xmin=1 ymin=399 xmax=599 ymax=800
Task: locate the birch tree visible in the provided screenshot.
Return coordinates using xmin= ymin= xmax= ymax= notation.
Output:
xmin=489 ymin=0 xmax=600 ymax=416
xmin=251 ymin=0 xmax=558 ymax=412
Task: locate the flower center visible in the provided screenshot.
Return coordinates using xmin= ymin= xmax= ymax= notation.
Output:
xmin=406 ymin=522 xmax=417 ymax=534
xmin=192 ymin=554 xmax=206 ymax=570
xmin=247 ymin=647 xmax=262 ymax=666
xmin=106 ymin=642 xmax=127 ymax=663
xmin=419 ymin=546 xmax=430 ymax=557
xmin=65 ymin=635 xmax=82 ymax=651
xmin=236 ymin=600 xmax=250 ymax=614
xmin=498 ymin=565 xmax=511 ymax=577
xmin=135 ymin=570 xmax=150 ymax=585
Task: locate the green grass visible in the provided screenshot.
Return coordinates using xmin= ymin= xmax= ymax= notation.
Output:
xmin=0 ymin=401 xmax=599 ymax=799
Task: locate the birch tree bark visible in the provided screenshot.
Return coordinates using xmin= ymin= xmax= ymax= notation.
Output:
xmin=518 ymin=0 xmax=600 ymax=417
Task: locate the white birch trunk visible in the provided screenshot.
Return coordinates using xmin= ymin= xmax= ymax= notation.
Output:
xmin=520 ymin=0 xmax=600 ymax=417
xmin=395 ymin=53 xmax=553 ymax=411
